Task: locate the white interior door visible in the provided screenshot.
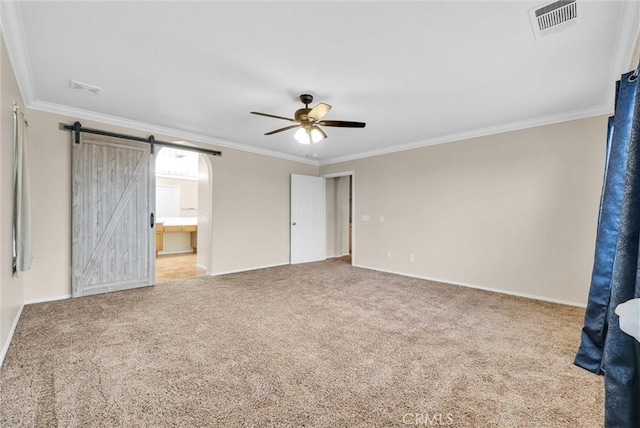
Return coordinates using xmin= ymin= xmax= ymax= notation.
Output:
xmin=291 ymin=174 xmax=326 ymax=264
xmin=72 ymin=134 xmax=156 ymax=297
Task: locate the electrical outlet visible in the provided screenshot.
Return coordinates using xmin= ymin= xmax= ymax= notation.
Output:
xmin=362 ymin=214 xmax=370 ymax=221
xmin=380 ymin=216 xmax=385 ymax=223
xmin=410 ymin=254 xmax=415 ymax=262
xmin=387 ymin=251 xmax=392 ymax=259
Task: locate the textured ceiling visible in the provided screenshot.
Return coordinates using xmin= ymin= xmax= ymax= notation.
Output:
xmin=2 ymin=1 xmax=639 ymax=165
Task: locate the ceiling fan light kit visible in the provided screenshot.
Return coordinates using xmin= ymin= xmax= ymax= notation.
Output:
xmin=251 ymin=94 xmax=366 ymax=145
xmin=295 ymin=125 xmax=327 ymax=145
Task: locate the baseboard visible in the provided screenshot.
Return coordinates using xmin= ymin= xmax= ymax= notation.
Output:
xmin=196 ymin=263 xmax=207 ymax=270
xmin=24 ymin=294 xmax=71 ymax=305
xmin=211 ymin=262 xmax=289 ymax=276
xmin=0 ymin=303 xmax=24 ymax=368
xmin=353 ymin=264 xmax=587 ymax=308
xmin=326 ymin=253 xmax=351 ymax=259
xmin=158 ymin=250 xmax=195 ymax=256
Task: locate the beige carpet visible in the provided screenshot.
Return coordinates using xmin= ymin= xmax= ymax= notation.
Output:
xmin=0 ymin=259 xmax=603 ymax=427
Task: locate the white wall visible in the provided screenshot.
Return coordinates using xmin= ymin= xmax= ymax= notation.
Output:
xmin=197 ymin=155 xmax=214 ymax=270
xmin=156 ymin=176 xmax=198 ymax=218
xmin=321 ymin=116 xmax=608 ymax=306
xmin=156 ymin=176 xmax=199 ymax=254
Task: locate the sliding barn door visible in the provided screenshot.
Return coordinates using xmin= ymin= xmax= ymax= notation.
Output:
xmin=72 ymin=135 xmax=155 ymax=297
xmin=291 ymin=174 xmax=326 ymax=264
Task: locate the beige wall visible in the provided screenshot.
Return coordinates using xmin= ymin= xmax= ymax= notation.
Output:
xmin=0 ymin=34 xmax=25 ymax=361
xmin=7 ymin=102 xmax=609 ymax=310
xmin=210 ymin=150 xmax=317 ymax=274
xmin=19 ymin=109 xmax=73 ymax=302
xmin=17 ymin=109 xmax=317 ymax=300
xmin=326 ymin=176 xmax=350 ymax=258
xmin=326 ymin=179 xmax=336 ymax=256
xmin=321 ymin=116 xmax=608 ymax=305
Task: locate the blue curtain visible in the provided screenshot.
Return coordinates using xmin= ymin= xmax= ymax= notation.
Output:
xmin=575 ymin=69 xmax=640 ymax=428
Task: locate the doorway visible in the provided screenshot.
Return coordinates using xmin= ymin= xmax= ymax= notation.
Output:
xmin=155 ymin=147 xmax=211 ymax=282
xmin=324 ymin=172 xmax=354 ymax=265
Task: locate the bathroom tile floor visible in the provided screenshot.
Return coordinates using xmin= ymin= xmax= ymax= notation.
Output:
xmin=156 ymin=253 xmax=206 ymax=283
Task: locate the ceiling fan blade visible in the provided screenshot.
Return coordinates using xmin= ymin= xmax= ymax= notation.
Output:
xmin=264 ymin=124 xmax=301 ymax=135
xmin=307 ymin=103 xmax=332 ymax=121
xmin=251 ymin=111 xmax=297 ymax=122
xmin=317 ymin=120 xmax=366 ymax=128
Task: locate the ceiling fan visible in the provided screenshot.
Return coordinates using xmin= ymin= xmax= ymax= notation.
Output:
xmin=251 ymin=94 xmax=366 ymax=144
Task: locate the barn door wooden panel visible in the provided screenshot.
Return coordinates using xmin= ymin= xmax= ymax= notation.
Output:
xmin=72 ymin=135 xmax=155 ymax=297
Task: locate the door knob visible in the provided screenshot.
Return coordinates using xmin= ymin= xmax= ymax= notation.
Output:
xmin=292 ymin=222 xmax=297 ymax=226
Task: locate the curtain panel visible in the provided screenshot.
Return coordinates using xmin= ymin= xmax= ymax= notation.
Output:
xmin=575 ymin=70 xmax=640 ymax=427
xmin=13 ymin=109 xmax=32 ymax=274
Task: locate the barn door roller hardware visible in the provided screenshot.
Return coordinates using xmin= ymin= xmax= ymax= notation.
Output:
xmin=60 ymin=121 xmax=222 ymax=157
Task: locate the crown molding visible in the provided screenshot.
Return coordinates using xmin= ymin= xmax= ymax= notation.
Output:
xmin=321 ymin=3 xmax=640 ymax=167
xmin=602 ymin=0 xmax=640 ymax=112
xmin=27 ymin=95 xmax=612 ymax=169
xmin=319 ymin=104 xmax=612 ymax=166
xmin=28 ymin=100 xmax=320 ymax=166
xmin=3 ymin=1 xmax=638 ymax=169
xmin=0 ymin=1 xmax=37 ymax=105
xmin=0 ymin=2 xmax=319 ymax=166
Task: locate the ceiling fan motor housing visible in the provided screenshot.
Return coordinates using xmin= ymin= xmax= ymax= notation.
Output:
xmin=295 ymin=108 xmax=312 ymax=122
xmin=299 ymin=94 xmax=314 ymax=105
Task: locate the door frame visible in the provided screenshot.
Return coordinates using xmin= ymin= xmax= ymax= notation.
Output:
xmin=196 ymin=153 xmax=214 ymax=273
xmin=322 ymin=171 xmax=355 ymax=265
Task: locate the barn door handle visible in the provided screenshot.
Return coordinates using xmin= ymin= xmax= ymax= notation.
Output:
xmin=150 ymin=213 xmax=155 ymax=228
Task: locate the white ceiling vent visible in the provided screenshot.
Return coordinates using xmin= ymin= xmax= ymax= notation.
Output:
xmin=529 ymin=0 xmax=578 ymax=40
xmin=69 ymin=80 xmax=102 ymax=95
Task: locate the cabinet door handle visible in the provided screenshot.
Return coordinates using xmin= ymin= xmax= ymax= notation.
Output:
xmin=150 ymin=213 xmax=155 ymax=228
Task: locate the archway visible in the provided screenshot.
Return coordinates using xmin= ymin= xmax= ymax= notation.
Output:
xmin=154 ymin=147 xmax=213 ymax=281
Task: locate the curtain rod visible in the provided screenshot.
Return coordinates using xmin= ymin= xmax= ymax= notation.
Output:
xmin=59 ymin=121 xmax=222 ymax=157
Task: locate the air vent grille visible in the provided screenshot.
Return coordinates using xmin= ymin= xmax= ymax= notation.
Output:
xmin=69 ymin=80 xmax=102 ymax=95
xmin=529 ymin=0 xmax=578 ymax=39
